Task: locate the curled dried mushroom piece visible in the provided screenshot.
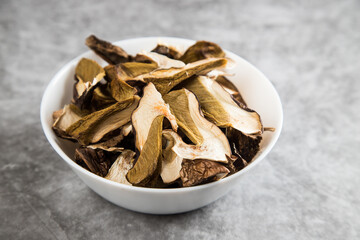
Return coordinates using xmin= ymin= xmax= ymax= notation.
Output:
xmin=52 ymin=36 xmax=273 ymax=188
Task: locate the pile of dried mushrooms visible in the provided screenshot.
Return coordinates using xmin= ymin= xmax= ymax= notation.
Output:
xmin=52 ymin=35 xmax=273 ymax=188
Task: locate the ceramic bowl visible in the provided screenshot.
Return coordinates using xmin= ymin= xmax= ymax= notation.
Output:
xmin=40 ymin=37 xmax=283 ymax=214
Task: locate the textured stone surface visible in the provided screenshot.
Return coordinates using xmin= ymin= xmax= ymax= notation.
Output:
xmin=1 ymin=0 xmax=360 ymax=239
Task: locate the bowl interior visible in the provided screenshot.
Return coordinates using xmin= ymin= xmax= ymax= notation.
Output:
xmin=41 ymin=37 xmax=283 ymax=191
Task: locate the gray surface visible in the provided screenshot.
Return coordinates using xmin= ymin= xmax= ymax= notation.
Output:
xmin=1 ymin=0 xmax=359 ymax=239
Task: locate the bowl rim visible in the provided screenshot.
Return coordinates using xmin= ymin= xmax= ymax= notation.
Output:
xmin=40 ymin=36 xmax=283 ymax=193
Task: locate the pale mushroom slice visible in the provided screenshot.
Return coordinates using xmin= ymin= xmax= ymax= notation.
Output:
xmin=132 ymin=83 xmax=178 ymax=150
xmin=137 ymin=58 xmax=228 ymax=95
xmin=163 ymin=89 xmax=231 ymax=161
xmin=105 ymin=150 xmax=136 ymax=185
xmin=127 ymin=115 xmax=164 ymax=186
xmin=184 ymin=76 xmax=263 ymax=135
xmin=135 ymin=51 xmax=185 ymax=69
xmin=52 ymin=104 xmax=87 ymax=139
xmin=74 ymin=58 xmax=106 ymax=109
xmin=66 ymin=96 xmax=140 ymax=145
xmin=214 ymin=75 xmax=247 ymax=106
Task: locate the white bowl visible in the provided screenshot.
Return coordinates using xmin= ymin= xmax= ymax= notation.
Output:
xmin=41 ymin=37 xmax=283 ymax=214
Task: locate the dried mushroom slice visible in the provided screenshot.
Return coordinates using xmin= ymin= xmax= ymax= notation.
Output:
xmin=127 ymin=115 xmax=164 ymax=186
xmin=85 ymin=35 xmax=129 ymax=64
xmin=132 ymin=83 xmax=178 ymax=150
xmin=67 ymin=96 xmax=140 ymax=145
xmin=87 ymin=123 xmax=133 ymax=152
xmin=105 ymin=150 xmax=136 ymax=185
xmin=75 ymin=147 xmax=115 ymax=177
xmin=184 ymin=76 xmax=262 ymax=135
xmin=52 ymin=104 xmax=87 ymax=138
xmin=104 ymin=65 xmax=137 ymax=102
xmin=91 ymin=83 xmax=117 ymax=111
xmin=163 ymin=88 xmax=231 ymax=162
xmin=180 ymin=159 xmax=230 ymax=187
xmin=120 ymin=62 xmax=158 ymax=78
xmin=135 ymin=51 xmax=185 ymax=69
xmin=215 ymin=75 xmax=247 ymax=106
xmin=227 ymin=127 xmax=262 ymax=163
xmin=180 ymin=41 xmax=225 ymax=64
xmin=74 ymin=58 xmax=106 ymax=109
xmin=138 ymin=58 xmax=228 ymax=95
xmin=151 ymin=43 xmax=182 ymax=59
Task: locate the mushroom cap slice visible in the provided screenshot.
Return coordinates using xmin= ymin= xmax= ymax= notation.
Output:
xmin=151 ymin=43 xmax=182 ymax=59
xmin=85 ymin=35 xmax=130 ymax=64
xmin=138 ymin=58 xmax=228 ymax=95
xmin=184 ymin=76 xmax=263 ymax=135
xmin=127 ymin=115 xmax=164 ymax=186
xmin=132 ymin=83 xmax=178 ymax=150
xmin=105 ymin=150 xmax=136 ymax=185
xmin=180 ymin=41 xmax=225 ymax=64
xmin=136 ymin=51 xmax=185 ymax=69
xmin=66 ymin=96 xmax=140 ymax=145
xmin=180 ymin=159 xmax=230 ymax=187
xmin=52 ymin=104 xmax=86 ymax=138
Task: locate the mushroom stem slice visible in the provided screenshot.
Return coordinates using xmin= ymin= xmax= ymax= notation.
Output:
xmin=136 ymin=51 xmax=185 ymax=69
xmin=138 ymin=58 xmax=228 ymax=95
xmin=105 ymin=150 xmax=136 ymax=185
xmin=127 ymin=115 xmax=164 ymax=186
xmin=184 ymin=76 xmax=263 ymax=135
xmin=180 ymin=159 xmax=230 ymax=187
xmin=132 ymin=83 xmax=178 ymax=150
xmin=66 ymin=96 xmax=140 ymax=145
xmin=85 ymin=35 xmax=130 ymax=64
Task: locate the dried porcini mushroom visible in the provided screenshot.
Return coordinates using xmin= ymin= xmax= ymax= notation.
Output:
xmin=164 ymin=89 xmax=231 ymax=161
xmin=52 ymin=104 xmax=87 ymax=139
xmin=66 ymin=97 xmax=140 ymax=145
xmin=127 ymin=115 xmax=164 ymax=186
xmin=215 ymin=75 xmax=247 ymax=106
xmin=85 ymin=35 xmax=130 ymax=64
xmin=105 ymin=150 xmax=136 ymax=185
xmin=184 ymin=75 xmax=263 ymax=135
xmin=151 ymin=43 xmax=182 ymax=59
xmin=104 ymin=65 xmax=137 ymax=102
xmin=132 ymin=83 xmax=178 ymax=150
xmin=74 ymin=58 xmax=106 ymax=109
xmin=138 ymin=58 xmax=228 ymax=95
xmin=75 ymin=147 xmax=116 ymax=177
xmin=135 ymin=51 xmax=185 ymax=69
xmin=51 ymin=36 xmax=274 ymax=188
xmin=180 ymin=41 xmax=225 ymax=64
xmin=180 ymin=159 xmax=230 ymax=187
xmin=227 ymin=127 xmax=262 ymax=162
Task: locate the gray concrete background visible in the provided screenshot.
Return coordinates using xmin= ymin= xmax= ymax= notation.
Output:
xmin=1 ymin=0 xmax=359 ymax=239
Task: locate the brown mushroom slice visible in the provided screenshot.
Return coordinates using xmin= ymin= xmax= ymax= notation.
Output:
xmin=127 ymin=115 xmax=164 ymax=186
xmin=74 ymin=58 xmax=106 ymax=109
xmin=138 ymin=58 xmax=228 ymax=95
xmin=66 ymin=96 xmax=140 ymax=145
xmin=226 ymin=127 xmax=262 ymax=163
xmin=164 ymin=89 xmax=231 ymax=161
xmin=91 ymin=83 xmax=117 ymax=111
xmin=151 ymin=43 xmax=182 ymax=59
xmin=135 ymin=51 xmax=185 ymax=69
xmin=184 ymin=76 xmax=262 ymax=135
xmin=104 ymin=65 xmax=137 ymax=102
xmin=180 ymin=159 xmax=230 ymax=187
xmin=74 ymin=147 xmax=116 ymax=177
xmin=52 ymin=104 xmax=87 ymax=139
xmin=85 ymin=35 xmax=130 ymax=64
xmin=132 ymin=83 xmax=178 ymax=150
xmin=179 ymin=41 xmax=225 ymax=64
xmin=105 ymin=150 xmax=136 ymax=185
